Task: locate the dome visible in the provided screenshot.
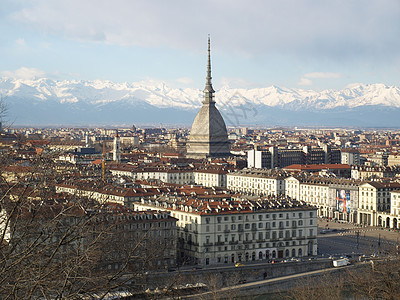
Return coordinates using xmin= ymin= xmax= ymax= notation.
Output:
xmin=186 ymin=37 xmax=230 ymax=158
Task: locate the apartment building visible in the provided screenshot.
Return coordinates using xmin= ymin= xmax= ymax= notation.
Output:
xmin=227 ymin=169 xmax=287 ymax=196
xmin=134 ymin=195 xmax=317 ymax=266
xmin=193 ymin=168 xmax=228 ymax=188
xmin=358 ymin=182 xmax=400 ymax=226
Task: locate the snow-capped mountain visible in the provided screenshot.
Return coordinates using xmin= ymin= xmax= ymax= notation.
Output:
xmin=1 ymin=77 xmax=400 ymax=127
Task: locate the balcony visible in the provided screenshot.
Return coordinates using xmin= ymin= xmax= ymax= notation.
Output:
xmin=251 ymin=227 xmax=257 ymax=231
xmin=238 ymin=228 xmax=244 ymax=232
xmin=243 ymin=240 xmax=252 ymax=244
xmin=215 ymin=241 xmax=225 ymax=246
xmin=203 ymin=242 xmax=213 ymax=247
xmin=229 ymin=241 xmax=239 ymax=245
xmin=224 ymin=229 xmax=230 ymax=233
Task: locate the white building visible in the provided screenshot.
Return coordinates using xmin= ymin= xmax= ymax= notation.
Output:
xmin=194 ymin=169 xmax=228 ymax=188
xmin=134 ymin=195 xmax=317 ymax=266
xmin=358 ymin=182 xmax=400 ymax=226
xmin=227 ymin=169 xmax=287 ymax=196
xmin=341 ymin=149 xmax=361 ymax=165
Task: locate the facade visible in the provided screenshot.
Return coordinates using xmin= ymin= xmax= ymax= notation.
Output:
xmin=134 ymin=196 xmax=318 ymax=266
xmin=284 ymin=164 xmax=351 ymax=178
xmin=388 ymin=154 xmax=400 ymax=166
xmin=341 ymin=149 xmax=361 ymax=165
xmin=194 ymin=169 xmax=228 ymax=188
xmin=186 ymin=38 xmax=230 ymax=159
xmin=351 ymin=165 xmax=400 ymax=180
xmin=285 ymin=176 xmax=360 ymax=223
xmin=113 ymin=130 xmax=121 ymax=163
xmin=3 ymin=200 xmax=178 ymax=272
xmin=109 ymin=165 xmax=195 ymax=185
xmin=358 ymin=182 xmax=400 ymax=226
xmin=227 ymin=169 xmax=287 ymax=196
xmin=248 ymin=145 xmax=341 ymax=169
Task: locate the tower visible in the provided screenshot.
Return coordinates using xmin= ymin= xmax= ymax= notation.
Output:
xmin=113 ymin=130 xmax=121 ymax=163
xmin=186 ymin=37 xmax=230 ymax=159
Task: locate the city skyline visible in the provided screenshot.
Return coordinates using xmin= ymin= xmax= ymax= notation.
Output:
xmin=1 ymin=0 xmax=400 ymax=91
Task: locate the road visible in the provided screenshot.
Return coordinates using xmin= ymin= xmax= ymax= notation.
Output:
xmin=317 ymin=218 xmax=400 ymax=257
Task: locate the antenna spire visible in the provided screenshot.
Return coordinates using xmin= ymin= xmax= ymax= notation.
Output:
xmin=203 ymin=35 xmax=215 ymax=103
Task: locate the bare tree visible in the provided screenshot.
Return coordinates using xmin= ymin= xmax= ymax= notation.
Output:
xmin=0 ymin=150 xmax=177 ymax=299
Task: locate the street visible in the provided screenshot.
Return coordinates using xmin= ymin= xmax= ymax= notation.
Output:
xmin=317 ymin=218 xmax=400 ymax=257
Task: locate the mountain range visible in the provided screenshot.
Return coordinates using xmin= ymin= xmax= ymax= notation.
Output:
xmin=1 ymin=77 xmax=400 ymax=127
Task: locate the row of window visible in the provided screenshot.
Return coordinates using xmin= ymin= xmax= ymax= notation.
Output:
xmin=206 ymin=212 xmax=312 ymax=224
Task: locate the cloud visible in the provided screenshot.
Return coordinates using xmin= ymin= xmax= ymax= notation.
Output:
xmin=2 ymin=67 xmax=46 ymax=80
xmin=9 ymin=0 xmax=400 ymax=62
xmin=15 ymin=38 xmax=26 ymax=46
xmin=220 ymin=77 xmax=258 ymax=88
xmin=303 ymin=72 xmax=342 ymax=79
xmin=298 ymin=72 xmax=343 ymax=86
xmin=176 ymin=77 xmax=193 ymax=85
xmin=298 ymin=77 xmax=313 ymax=86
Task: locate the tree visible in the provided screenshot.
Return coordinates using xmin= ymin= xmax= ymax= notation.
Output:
xmin=0 ymin=150 xmax=177 ymax=298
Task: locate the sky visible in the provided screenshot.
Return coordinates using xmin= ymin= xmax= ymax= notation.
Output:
xmin=1 ymin=0 xmax=400 ymax=91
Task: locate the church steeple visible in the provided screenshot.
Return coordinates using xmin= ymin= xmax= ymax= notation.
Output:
xmin=203 ymin=36 xmax=215 ymax=104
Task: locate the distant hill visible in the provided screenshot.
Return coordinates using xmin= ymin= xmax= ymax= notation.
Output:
xmin=1 ymin=78 xmax=400 ymax=127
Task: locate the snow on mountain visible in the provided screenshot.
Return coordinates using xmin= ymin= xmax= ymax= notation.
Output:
xmin=2 ymin=77 xmax=400 ymax=126
xmin=2 ymin=78 xmax=400 ymax=110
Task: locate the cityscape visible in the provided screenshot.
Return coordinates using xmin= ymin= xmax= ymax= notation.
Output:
xmin=2 ymin=0 xmax=400 ymax=299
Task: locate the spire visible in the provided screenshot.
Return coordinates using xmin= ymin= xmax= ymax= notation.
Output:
xmin=203 ymin=35 xmax=215 ymax=103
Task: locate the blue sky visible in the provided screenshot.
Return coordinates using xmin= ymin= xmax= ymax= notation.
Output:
xmin=1 ymin=0 xmax=400 ymax=90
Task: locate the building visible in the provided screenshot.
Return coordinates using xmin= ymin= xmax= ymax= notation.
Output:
xmin=285 ymin=176 xmax=361 ymax=223
xmin=351 ymin=166 xmax=400 ymax=180
xmin=284 ymin=164 xmax=351 ymax=178
xmin=194 ymin=168 xmax=228 ymax=188
xmin=2 ymin=199 xmax=178 ymax=272
xmin=134 ymin=195 xmax=317 ymax=266
xmin=248 ymin=145 xmax=341 ymax=169
xmin=113 ymin=130 xmax=121 ymax=163
xmin=341 ymin=149 xmax=361 ymax=165
xmin=358 ymin=182 xmax=400 ymax=226
xmin=227 ymin=169 xmax=287 ymax=196
xmin=186 ymin=38 xmax=230 ymax=159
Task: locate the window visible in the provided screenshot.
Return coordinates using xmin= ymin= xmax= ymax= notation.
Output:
xmin=231 ymin=224 xmax=236 ymax=230
xmin=206 ymin=217 xmax=210 ymax=224
xmin=258 ymin=223 xmax=263 ymax=228
xmin=266 ymin=222 xmax=270 ymax=229
xmin=217 ymin=217 xmax=222 ymax=223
